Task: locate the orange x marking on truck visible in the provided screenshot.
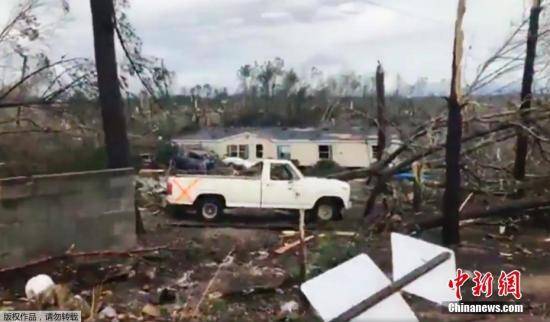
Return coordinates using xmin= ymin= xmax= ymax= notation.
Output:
xmin=172 ymin=178 xmax=200 ymax=203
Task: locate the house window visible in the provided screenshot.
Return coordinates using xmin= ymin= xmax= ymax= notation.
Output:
xmin=277 ymin=145 xmax=291 ymax=160
xmin=228 ymin=145 xmax=238 ymax=157
xmin=318 ymin=145 xmax=332 ymax=160
xmin=256 ymin=144 xmax=263 ymax=158
xmin=239 ymin=145 xmax=249 ymax=159
xmin=227 ymin=144 xmax=249 ymax=158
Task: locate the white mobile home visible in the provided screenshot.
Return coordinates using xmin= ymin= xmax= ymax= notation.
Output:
xmin=172 ymin=127 xmax=401 ymax=168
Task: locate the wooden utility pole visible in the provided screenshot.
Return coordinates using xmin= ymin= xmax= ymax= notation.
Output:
xmin=375 ymin=61 xmax=386 ymax=161
xmin=90 ymin=0 xmax=130 ymax=168
xmin=513 ymin=0 xmax=543 ymax=196
xmin=442 ymin=0 xmax=466 ymax=246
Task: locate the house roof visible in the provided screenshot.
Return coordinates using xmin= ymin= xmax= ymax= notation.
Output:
xmin=174 ymin=127 xmax=379 ymax=142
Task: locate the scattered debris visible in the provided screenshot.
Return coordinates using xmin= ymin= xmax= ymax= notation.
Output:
xmin=485 ymin=233 xmax=514 ymax=241
xmin=459 ymin=192 xmax=475 ymax=212
xmin=208 ymin=291 xmax=222 ymax=300
xmin=515 ymin=245 xmax=533 ymax=256
xmin=280 ymin=300 xmax=299 ymax=314
xmin=68 ymin=295 xmax=91 ymax=318
xmin=211 ymin=263 xmax=287 ymax=296
xmin=136 ymin=176 xmax=167 ymax=209
xmin=192 ymin=248 xmax=235 ymax=317
xmin=99 ymin=305 xmax=117 ymax=320
xmin=222 ymin=157 xmax=256 ymax=169
xmin=25 ymin=274 xmax=54 ymax=301
xmin=158 ymin=287 xmax=177 ymax=304
xmin=176 ymin=270 xmax=196 ymax=288
xmin=0 ymin=246 xmax=168 ymax=275
xmin=251 ymin=250 xmax=270 ymax=260
xmin=280 ymin=230 xmax=356 ymax=238
xmin=142 ymin=303 xmax=161 ymax=318
xmin=277 ymin=300 xmax=300 ymax=319
xmin=275 ymin=235 xmax=315 ymax=255
xmin=170 ymin=220 xmax=313 ymax=231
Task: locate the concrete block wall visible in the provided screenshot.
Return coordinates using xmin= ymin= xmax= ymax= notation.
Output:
xmin=0 ymin=168 xmax=136 ymax=267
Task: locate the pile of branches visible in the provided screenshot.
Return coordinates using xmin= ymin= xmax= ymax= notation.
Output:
xmin=330 ymin=101 xmax=550 ymax=227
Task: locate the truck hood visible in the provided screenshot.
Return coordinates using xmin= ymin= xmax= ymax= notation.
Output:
xmin=301 ymin=177 xmax=350 ymax=191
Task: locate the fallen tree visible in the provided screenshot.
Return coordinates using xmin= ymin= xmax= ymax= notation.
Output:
xmin=0 ymin=245 xmax=168 ymax=275
xmin=405 ymin=198 xmax=550 ymax=231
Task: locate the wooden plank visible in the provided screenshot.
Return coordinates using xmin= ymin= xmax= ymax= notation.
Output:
xmin=275 ymin=235 xmax=315 ymax=255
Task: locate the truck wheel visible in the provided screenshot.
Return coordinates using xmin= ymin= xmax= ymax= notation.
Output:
xmin=314 ymin=199 xmax=338 ymax=221
xmin=196 ymin=197 xmax=223 ymax=221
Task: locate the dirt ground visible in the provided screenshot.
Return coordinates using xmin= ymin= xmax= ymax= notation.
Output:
xmin=1 ymin=179 xmax=549 ymax=321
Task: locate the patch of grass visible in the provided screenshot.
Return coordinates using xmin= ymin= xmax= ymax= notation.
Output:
xmin=208 ymin=298 xmax=228 ymax=315
xmin=308 ymin=235 xmax=362 ymax=278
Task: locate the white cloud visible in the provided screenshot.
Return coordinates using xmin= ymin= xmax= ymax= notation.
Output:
xmin=260 ymin=11 xmax=292 ymax=20
xmin=0 ymin=0 xmax=528 ymax=91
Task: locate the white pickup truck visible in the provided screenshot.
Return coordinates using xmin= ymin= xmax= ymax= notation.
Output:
xmin=166 ymin=159 xmax=351 ymax=221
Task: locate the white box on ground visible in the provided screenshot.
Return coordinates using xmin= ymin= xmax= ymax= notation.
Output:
xmin=391 ymin=232 xmax=456 ymax=305
xmin=301 ymin=254 xmax=418 ymax=322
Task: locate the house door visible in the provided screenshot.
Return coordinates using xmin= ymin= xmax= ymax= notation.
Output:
xmin=277 ymin=145 xmax=291 ymax=160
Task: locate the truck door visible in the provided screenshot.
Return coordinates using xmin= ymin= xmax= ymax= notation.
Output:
xmin=261 ymin=163 xmax=304 ymax=208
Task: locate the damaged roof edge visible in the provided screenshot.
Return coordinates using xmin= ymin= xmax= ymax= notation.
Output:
xmin=173 ymin=127 xmax=400 ymax=143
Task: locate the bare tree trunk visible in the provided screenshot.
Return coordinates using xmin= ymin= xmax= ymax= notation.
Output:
xmin=16 ymin=55 xmax=28 ymax=128
xmin=363 ymin=62 xmax=387 ymax=217
xmin=442 ymin=0 xmax=466 ymax=246
xmin=375 ymin=62 xmax=386 ymax=161
xmin=413 ymin=181 xmax=422 ymax=213
xmin=412 ymin=161 xmax=422 ymax=213
xmin=134 ymin=201 xmax=146 ymax=235
xmin=90 ymin=0 xmax=130 ymax=168
xmin=513 ymin=0 xmax=542 ymax=197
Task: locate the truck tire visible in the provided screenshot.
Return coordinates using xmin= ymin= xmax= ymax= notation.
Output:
xmin=313 ymin=199 xmax=338 ymax=221
xmin=196 ymin=197 xmax=224 ymax=221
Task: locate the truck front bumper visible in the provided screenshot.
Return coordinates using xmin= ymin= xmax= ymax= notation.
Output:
xmin=344 ymin=199 xmax=352 ymax=209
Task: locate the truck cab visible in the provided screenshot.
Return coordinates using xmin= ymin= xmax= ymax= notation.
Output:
xmin=166 ymin=159 xmax=351 ymax=221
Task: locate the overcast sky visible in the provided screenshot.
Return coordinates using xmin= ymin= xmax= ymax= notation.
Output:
xmin=1 ymin=0 xmax=530 ymax=92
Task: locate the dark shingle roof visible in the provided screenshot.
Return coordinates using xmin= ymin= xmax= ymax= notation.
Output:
xmin=175 ymin=127 xmax=378 ymax=142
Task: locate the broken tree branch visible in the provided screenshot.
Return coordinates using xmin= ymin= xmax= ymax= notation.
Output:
xmin=0 ymin=245 xmax=168 ymax=275
xmin=192 ymin=247 xmax=235 ymax=317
